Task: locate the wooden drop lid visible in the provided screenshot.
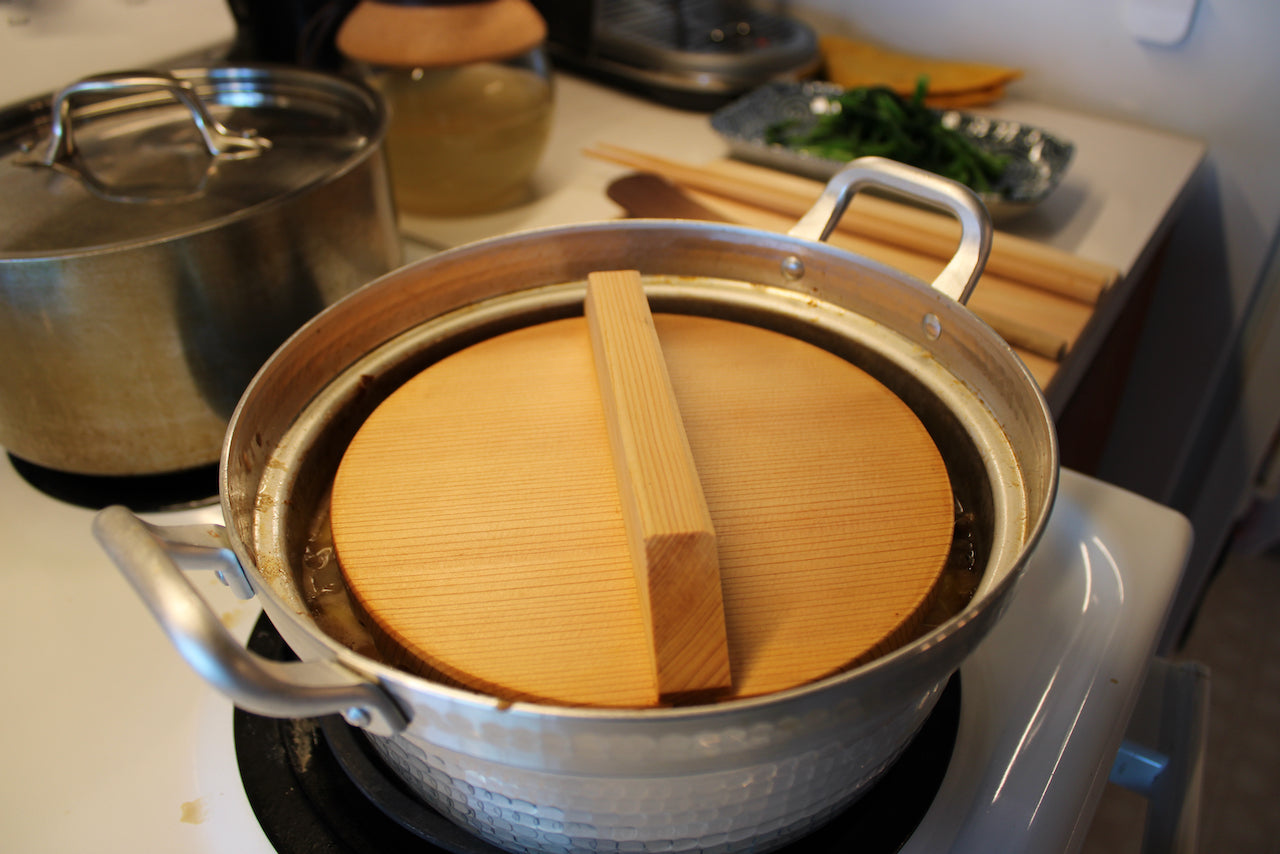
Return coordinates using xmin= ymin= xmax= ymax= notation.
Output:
xmin=330 ymin=272 xmax=955 ymax=708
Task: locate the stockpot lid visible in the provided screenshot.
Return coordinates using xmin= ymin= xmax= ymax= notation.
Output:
xmin=0 ymin=66 xmax=386 ymax=258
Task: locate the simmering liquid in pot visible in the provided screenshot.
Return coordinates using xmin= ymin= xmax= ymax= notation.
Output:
xmin=301 ymin=487 xmax=380 ymax=660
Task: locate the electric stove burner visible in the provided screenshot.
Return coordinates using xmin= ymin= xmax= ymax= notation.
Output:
xmin=235 ymin=614 xmax=960 ymax=854
xmin=6 ymin=454 xmax=219 ymax=511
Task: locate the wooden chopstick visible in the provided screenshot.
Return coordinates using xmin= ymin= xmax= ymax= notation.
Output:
xmin=606 ymin=172 xmax=1075 ymax=362
xmin=706 ymin=159 xmax=1113 ymax=310
xmin=583 ymin=143 xmax=1117 ymax=306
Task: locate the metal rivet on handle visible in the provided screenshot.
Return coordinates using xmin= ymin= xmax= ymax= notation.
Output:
xmin=780 ymin=255 xmax=805 ymax=282
xmin=344 ymin=707 xmax=373 ymax=728
xmin=922 ymin=313 xmax=943 ymax=341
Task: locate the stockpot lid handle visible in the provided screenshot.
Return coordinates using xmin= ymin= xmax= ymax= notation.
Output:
xmin=25 ymin=70 xmax=271 ymax=168
xmin=788 ymin=155 xmax=992 ymax=305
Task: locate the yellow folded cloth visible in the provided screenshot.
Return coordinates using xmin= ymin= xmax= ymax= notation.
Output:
xmin=819 ymin=35 xmax=1022 ymax=107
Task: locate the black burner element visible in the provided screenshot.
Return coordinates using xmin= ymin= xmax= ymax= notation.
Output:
xmin=235 ymin=614 xmax=959 ymax=854
xmin=7 ymin=454 xmax=219 ymax=511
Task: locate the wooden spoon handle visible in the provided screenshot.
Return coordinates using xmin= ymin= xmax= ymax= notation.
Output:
xmin=586 ymin=270 xmax=732 ymax=701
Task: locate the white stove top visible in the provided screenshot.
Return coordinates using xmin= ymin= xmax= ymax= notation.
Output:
xmin=0 ymin=461 xmax=1188 ymax=853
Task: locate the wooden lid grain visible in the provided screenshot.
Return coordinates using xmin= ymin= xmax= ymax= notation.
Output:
xmin=330 ymin=303 xmax=955 ymax=707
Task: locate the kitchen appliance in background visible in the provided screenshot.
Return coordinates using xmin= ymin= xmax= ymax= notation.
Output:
xmin=531 ymin=0 xmax=821 ymax=109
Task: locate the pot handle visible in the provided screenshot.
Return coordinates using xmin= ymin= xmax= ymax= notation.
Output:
xmin=93 ymin=505 xmax=409 ymax=736
xmin=788 ymin=156 xmax=992 ymax=304
xmin=26 ymin=71 xmax=271 ymax=168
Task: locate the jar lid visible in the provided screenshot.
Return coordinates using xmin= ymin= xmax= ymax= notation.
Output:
xmin=336 ymin=0 xmax=547 ymax=68
xmin=0 ymin=67 xmax=386 ymax=257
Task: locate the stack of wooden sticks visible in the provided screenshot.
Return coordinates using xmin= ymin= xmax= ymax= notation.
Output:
xmin=584 ymin=142 xmax=1117 ymax=390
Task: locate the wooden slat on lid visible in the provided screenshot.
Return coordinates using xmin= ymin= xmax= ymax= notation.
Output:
xmin=330 ymin=293 xmax=956 ymax=708
xmin=585 ymin=271 xmax=732 ymax=702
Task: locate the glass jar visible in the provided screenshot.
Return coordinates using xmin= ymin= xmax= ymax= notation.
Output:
xmin=364 ymin=47 xmax=554 ymax=217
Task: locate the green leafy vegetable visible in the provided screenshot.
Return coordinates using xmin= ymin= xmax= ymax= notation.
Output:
xmin=764 ymin=80 xmax=1010 ymax=193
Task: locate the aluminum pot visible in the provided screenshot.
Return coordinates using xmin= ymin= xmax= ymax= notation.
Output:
xmin=0 ymin=66 xmax=401 ymax=476
xmin=95 ymin=158 xmax=1057 ymax=854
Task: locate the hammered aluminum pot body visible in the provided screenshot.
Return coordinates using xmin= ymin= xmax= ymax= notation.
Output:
xmin=0 ymin=67 xmax=402 ymax=476
xmin=95 ymin=160 xmax=1057 ymax=854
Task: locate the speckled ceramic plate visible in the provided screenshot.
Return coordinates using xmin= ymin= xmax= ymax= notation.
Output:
xmin=710 ymin=81 xmax=1074 ymax=219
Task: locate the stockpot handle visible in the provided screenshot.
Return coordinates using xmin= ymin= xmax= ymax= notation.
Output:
xmin=29 ymin=71 xmax=271 ymax=167
xmin=93 ymin=505 xmax=409 ymax=736
xmin=788 ymin=155 xmax=992 ymax=304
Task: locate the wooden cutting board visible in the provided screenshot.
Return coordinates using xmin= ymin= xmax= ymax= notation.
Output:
xmin=330 ymin=291 xmax=956 ymax=708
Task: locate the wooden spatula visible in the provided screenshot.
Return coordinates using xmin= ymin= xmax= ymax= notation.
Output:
xmin=585 ymin=270 xmax=732 ymax=701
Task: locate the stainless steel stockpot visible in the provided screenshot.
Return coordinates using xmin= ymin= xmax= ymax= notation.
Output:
xmin=95 ymin=158 xmax=1058 ymax=854
xmin=0 ymin=66 xmax=401 ymax=475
